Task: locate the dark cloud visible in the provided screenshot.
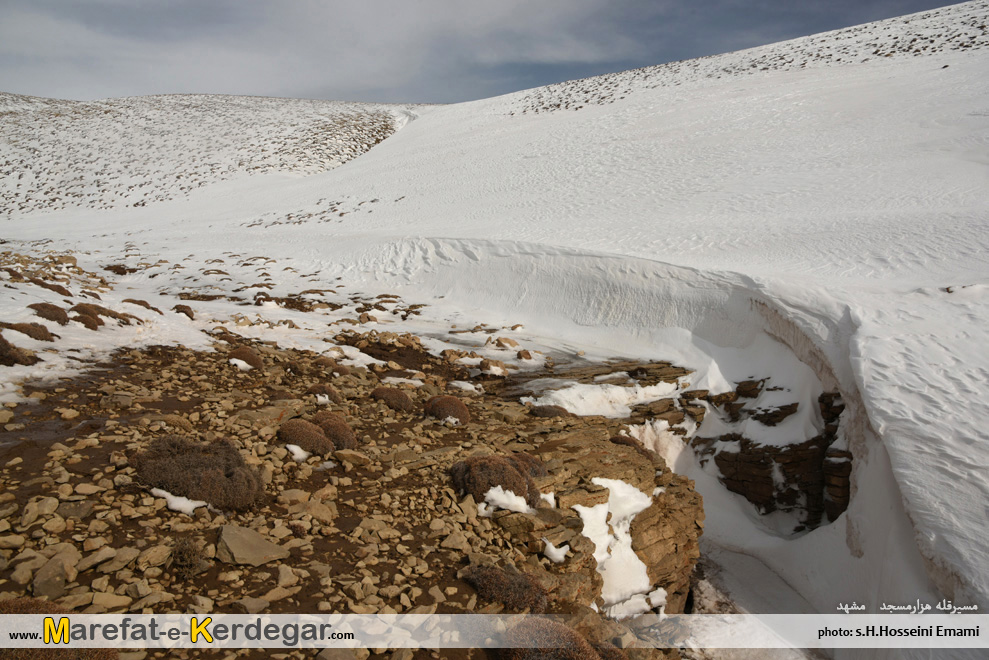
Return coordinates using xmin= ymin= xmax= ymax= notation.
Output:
xmin=0 ymin=0 xmax=960 ymax=103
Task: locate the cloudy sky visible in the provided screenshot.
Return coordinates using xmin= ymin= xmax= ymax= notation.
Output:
xmin=0 ymin=0 xmax=959 ymax=103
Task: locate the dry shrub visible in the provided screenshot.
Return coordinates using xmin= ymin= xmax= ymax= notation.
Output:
xmin=463 ymin=565 xmax=548 ymax=612
xmin=71 ymin=314 xmax=100 ymax=331
xmin=450 ymin=455 xmax=540 ymax=508
xmin=278 ymin=418 xmax=333 ymax=454
xmin=499 ymin=618 xmax=599 ymax=660
xmin=28 ymin=302 xmax=70 ymax=325
xmin=307 ymin=383 xmax=343 ymax=404
xmin=30 ymin=277 xmax=72 ymax=297
xmin=371 ymin=387 xmax=414 ymax=412
xmin=133 ymin=435 xmax=263 ymax=511
xmin=507 ymin=452 xmax=548 ymax=478
xmin=0 ymin=597 xmax=118 ymax=659
xmin=530 ymin=405 xmax=572 ymax=418
xmin=69 ymin=303 xmax=137 ymax=325
xmin=424 ymin=395 xmax=471 ymax=425
xmin=228 ymin=346 xmax=263 ymax=370
xmin=0 ymin=333 xmax=39 ymax=367
xmin=1 ymin=322 xmax=55 ymax=342
xmin=310 ymin=411 xmax=358 ymax=450
xmin=170 ymin=537 xmax=208 ymax=580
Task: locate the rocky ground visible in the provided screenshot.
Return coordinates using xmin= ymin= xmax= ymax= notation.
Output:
xmin=0 ymin=323 xmax=706 ymax=660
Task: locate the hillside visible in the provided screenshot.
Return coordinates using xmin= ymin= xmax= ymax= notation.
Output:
xmin=2 ymin=2 xmax=989 ymax=659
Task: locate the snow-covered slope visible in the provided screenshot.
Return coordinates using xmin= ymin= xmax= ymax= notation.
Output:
xmin=3 ymin=1 xmax=989 ymax=655
xmin=0 ymin=93 xmax=420 ymax=214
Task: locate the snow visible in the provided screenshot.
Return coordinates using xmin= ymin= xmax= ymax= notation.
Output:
xmin=285 ymin=444 xmax=311 ymax=462
xmin=228 ymin=358 xmax=253 ymax=372
xmin=573 ymin=478 xmax=656 ymax=619
xmin=2 ymin=2 xmax=988 ymax=655
xmin=521 ymin=381 xmax=679 ymax=418
xmin=541 ymin=538 xmax=570 ymax=564
xmin=149 ymin=488 xmax=207 ymax=516
xmin=482 ymin=485 xmax=532 ymax=514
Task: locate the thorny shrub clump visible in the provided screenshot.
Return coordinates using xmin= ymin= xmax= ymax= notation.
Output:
xmin=424 ymin=395 xmax=471 ymax=425
xmin=133 ymin=435 xmax=263 ymax=511
xmin=278 ymin=418 xmax=334 ymax=454
xmin=450 ymin=454 xmax=544 ymax=508
xmin=371 ymin=386 xmax=415 ymax=412
xmin=462 ymin=564 xmax=547 ymax=612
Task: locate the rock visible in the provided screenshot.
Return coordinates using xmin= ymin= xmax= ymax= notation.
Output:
xmin=99 ymin=547 xmax=140 ymax=573
xmin=234 ymin=597 xmax=270 ymax=614
xmin=57 ymin=500 xmax=95 ymax=520
xmin=278 ymin=564 xmax=299 ymax=587
xmin=317 ymin=649 xmax=361 ymax=660
xmin=333 ymin=449 xmax=372 ymax=466
xmin=428 ymin=586 xmax=446 ymax=603
xmin=58 ymin=593 xmax=95 ymax=610
xmin=306 ymin=501 xmax=338 ymax=524
xmin=92 ymin=592 xmax=132 ymax=609
xmin=20 ymin=496 xmax=59 ymax=527
xmin=440 ymin=532 xmax=471 ymax=553
xmin=125 ymin=580 xmax=153 ymax=599
xmin=75 ymin=484 xmax=103 ymax=495
xmin=262 ymin=585 xmax=301 ymax=602
xmin=0 ymin=534 xmax=26 ymax=549
xmin=0 ymin=410 xmax=12 ymax=424
xmin=137 ymin=545 xmax=171 ymax=570
xmin=76 ymin=546 xmax=117 ymax=572
xmin=216 ymin=525 xmax=290 ymax=566
xmin=33 ymin=556 xmax=69 ymax=599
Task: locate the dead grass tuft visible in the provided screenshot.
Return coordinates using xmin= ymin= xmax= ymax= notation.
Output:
xmin=72 ymin=314 xmax=101 ymax=330
xmin=0 ymin=597 xmax=118 ymax=659
xmin=450 ymin=455 xmax=540 ymax=508
xmin=463 ymin=565 xmax=547 ymax=613
xmin=310 ymin=410 xmax=358 ymax=450
xmin=133 ymin=435 xmax=263 ymax=511
xmin=0 ymin=333 xmax=40 ymax=367
xmin=228 ymin=346 xmax=263 ymax=370
xmin=424 ymin=395 xmax=471 ymax=425
xmin=307 ymin=383 xmax=343 ymax=404
xmin=69 ymin=303 xmax=137 ymax=325
xmin=28 ymin=302 xmax=70 ymax=325
xmin=499 ymin=618 xmax=599 ymax=660
xmin=278 ymin=418 xmax=334 ymax=454
xmin=170 ymin=537 xmax=209 ymax=580
xmin=1 ymin=321 xmax=56 ymax=342
xmin=371 ymin=386 xmax=415 ymax=412
xmin=530 ymin=404 xmax=572 ymax=418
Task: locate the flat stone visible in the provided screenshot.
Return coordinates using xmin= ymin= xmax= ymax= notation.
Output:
xmin=317 ymin=649 xmax=360 ymax=660
xmin=137 ymin=545 xmax=171 ymax=570
xmin=92 ymin=592 xmax=132 ymax=609
xmin=76 ymin=546 xmax=117 ymax=572
xmin=33 ymin=557 xmax=69 ymax=599
xmin=262 ymin=585 xmax=301 ymax=602
xmin=216 ymin=525 xmax=290 ymax=567
xmin=100 ymin=547 xmax=140 ymax=573
xmin=440 ymin=532 xmax=471 ymax=553
xmin=333 ymin=449 xmax=372 ymax=466
xmin=57 ymin=500 xmax=95 ymax=520
xmin=234 ymin=597 xmax=270 ymax=614
xmin=20 ymin=497 xmax=59 ymax=527
xmin=0 ymin=534 xmax=25 ymax=549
